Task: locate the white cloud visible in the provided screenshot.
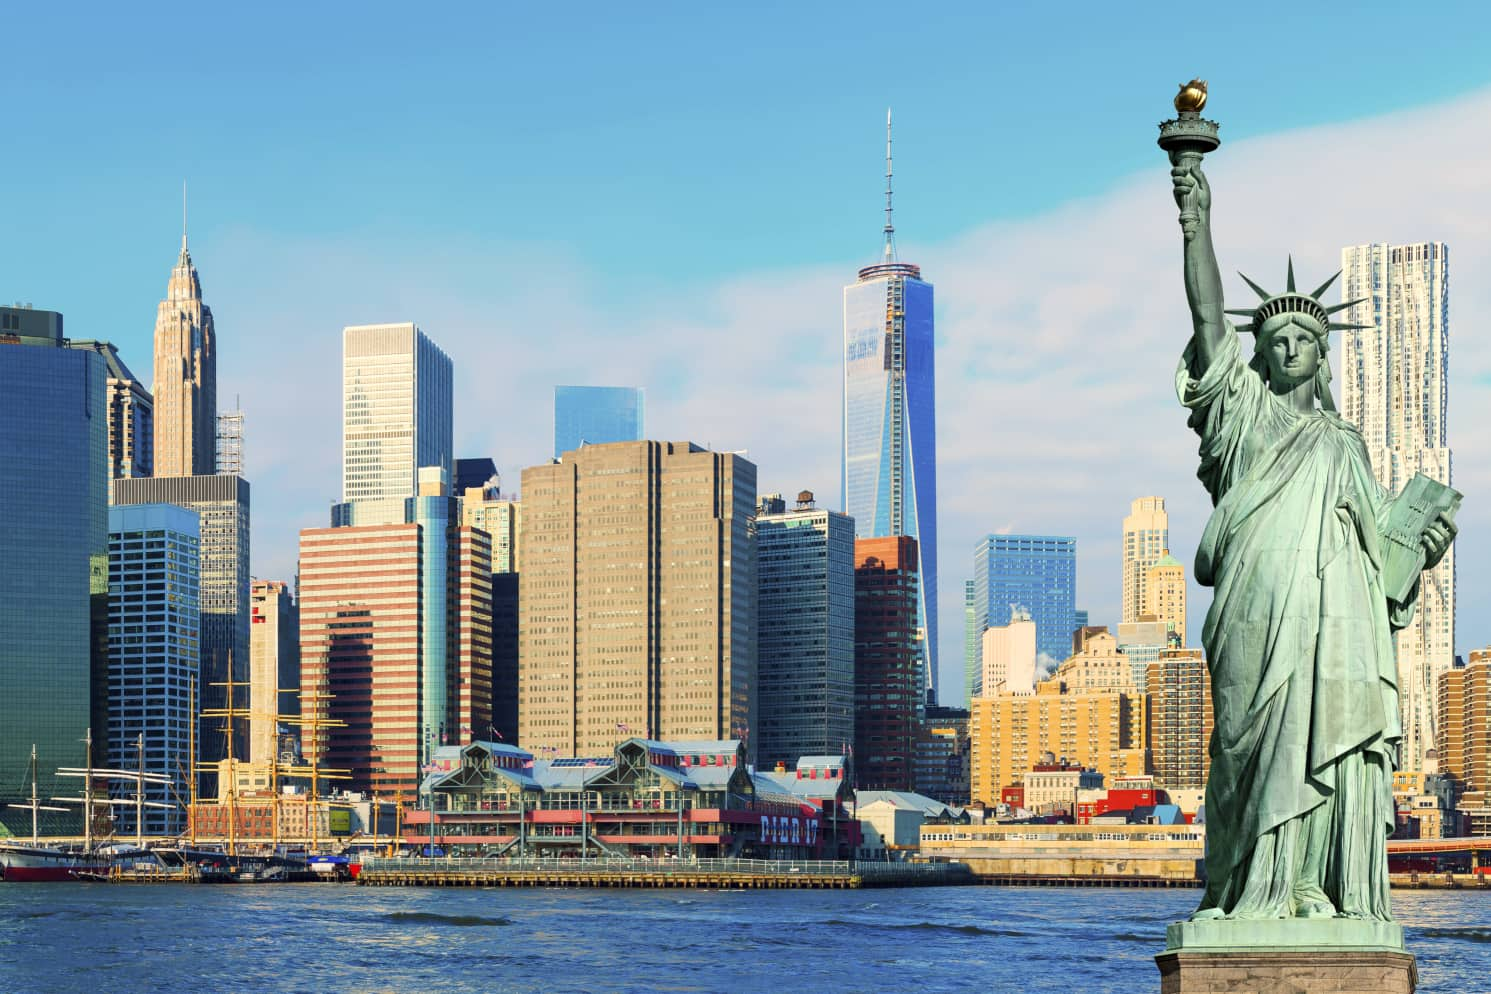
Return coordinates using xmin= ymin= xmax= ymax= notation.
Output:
xmin=213 ymin=87 xmax=1491 ymax=703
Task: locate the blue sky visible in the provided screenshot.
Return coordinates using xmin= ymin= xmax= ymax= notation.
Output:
xmin=5 ymin=3 xmax=1491 ymax=701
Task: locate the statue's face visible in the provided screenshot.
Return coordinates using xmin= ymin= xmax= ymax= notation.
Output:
xmin=1262 ymin=318 xmax=1322 ymax=388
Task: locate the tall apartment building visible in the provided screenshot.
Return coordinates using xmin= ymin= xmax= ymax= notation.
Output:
xmin=963 ymin=579 xmax=978 ymax=703
xmin=300 ymin=470 xmax=493 ymax=800
xmin=854 ymin=536 xmax=921 ymax=791
xmin=1438 ymin=650 xmax=1491 ymax=833
xmin=968 ymin=631 xmax=1147 ymax=806
xmin=342 ymin=323 xmax=453 ymax=524
xmin=1147 ymin=648 xmax=1211 ymax=791
xmin=519 ymin=441 xmax=756 ymax=756
xmin=755 ymin=491 xmax=855 ymax=771
xmin=1143 ymin=552 xmax=1187 ymax=644
xmin=152 ymin=230 xmax=217 ymax=477
xmin=67 ymin=340 xmax=153 ymax=480
xmin=1341 ymin=242 xmax=1453 ymax=774
xmin=916 ymin=704 xmax=970 ymax=806
xmin=969 ymin=534 xmax=1077 ymax=689
xmin=842 ymin=113 xmax=938 ymax=703
xmin=1121 ymin=497 xmax=1169 ymax=625
xmin=979 ymin=615 xmax=1036 ymax=697
xmin=107 ymin=504 xmax=199 ymax=836
xmin=112 ymin=474 xmax=250 ymax=781
xmin=0 ymin=307 xmax=107 ymax=832
xmin=553 ymin=385 xmax=644 ymax=458
xmin=249 ymin=580 xmax=299 ymax=768
xmin=1438 ymin=650 xmax=1491 ymax=794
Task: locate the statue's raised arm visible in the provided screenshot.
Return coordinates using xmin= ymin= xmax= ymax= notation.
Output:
xmin=1172 ymin=156 xmax=1228 ymax=369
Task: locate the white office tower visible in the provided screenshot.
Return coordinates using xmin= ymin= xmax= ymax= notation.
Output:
xmin=341 ymin=323 xmax=453 ymax=525
xmin=1340 ymin=242 xmax=1453 ymax=774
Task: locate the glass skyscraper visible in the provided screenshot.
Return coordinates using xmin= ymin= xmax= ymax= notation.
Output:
xmin=108 ymin=503 xmax=200 ymax=836
xmin=553 ymin=385 xmax=644 ymax=458
xmin=970 ymin=534 xmax=1077 ymax=681
xmin=755 ymin=492 xmax=855 ymax=770
xmin=0 ymin=308 xmax=107 ymax=831
xmin=342 ymin=322 xmax=453 ymax=524
xmin=112 ymin=474 xmax=251 ymax=786
xmin=842 ymin=113 xmax=938 ymax=702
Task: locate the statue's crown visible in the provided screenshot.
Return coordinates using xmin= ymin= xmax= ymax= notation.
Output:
xmin=1225 ymin=257 xmax=1369 ymax=336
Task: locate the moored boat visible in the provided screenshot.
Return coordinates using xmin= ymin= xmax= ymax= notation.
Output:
xmin=0 ymin=842 xmax=106 ymax=882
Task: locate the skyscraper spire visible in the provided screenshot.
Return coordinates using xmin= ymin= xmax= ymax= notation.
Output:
xmin=181 ymin=181 xmax=189 ymax=256
xmin=883 ymin=108 xmax=896 ymax=262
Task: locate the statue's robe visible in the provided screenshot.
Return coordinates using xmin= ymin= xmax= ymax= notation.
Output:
xmin=1178 ymin=329 xmax=1415 ymax=920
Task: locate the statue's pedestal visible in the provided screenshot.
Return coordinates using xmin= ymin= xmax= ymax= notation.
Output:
xmin=1155 ymin=920 xmax=1416 ymax=993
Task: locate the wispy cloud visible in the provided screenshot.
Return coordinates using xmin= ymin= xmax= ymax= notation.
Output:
xmin=211 ymin=86 xmax=1491 ymax=700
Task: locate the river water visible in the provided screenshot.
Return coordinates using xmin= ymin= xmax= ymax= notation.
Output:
xmin=1 ymin=883 xmax=1488 ymax=994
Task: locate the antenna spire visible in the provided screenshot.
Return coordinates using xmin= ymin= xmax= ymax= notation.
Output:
xmin=883 ymin=108 xmax=896 ymax=262
xmin=181 ymin=181 xmax=189 ymax=255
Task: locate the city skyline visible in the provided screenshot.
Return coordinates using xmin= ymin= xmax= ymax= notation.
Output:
xmin=4 ymin=22 xmax=1491 ymax=703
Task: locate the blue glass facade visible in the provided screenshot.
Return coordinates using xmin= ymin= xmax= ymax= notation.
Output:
xmin=971 ymin=535 xmax=1077 ymax=680
xmin=108 ymin=503 xmax=200 ymax=836
xmin=0 ymin=337 xmax=107 ymax=827
xmin=842 ymin=264 xmax=937 ymax=701
xmin=553 ymin=385 xmax=644 ymax=458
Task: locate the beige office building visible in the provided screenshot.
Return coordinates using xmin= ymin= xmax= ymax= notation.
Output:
xmin=1147 ymin=648 xmax=1211 ymax=790
xmin=1143 ymin=552 xmax=1187 ymax=645
xmin=969 ymin=631 xmax=1146 ymax=806
xmin=1121 ymin=497 xmax=1168 ymax=625
xmin=519 ymin=441 xmax=756 ymax=757
xmin=152 ymin=231 xmax=217 ymax=477
xmin=249 ymin=580 xmax=298 ymax=768
xmin=979 ymin=616 xmax=1036 ymax=697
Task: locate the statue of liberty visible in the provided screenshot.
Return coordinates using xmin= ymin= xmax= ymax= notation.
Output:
xmin=1167 ymin=87 xmax=1457 ymax=922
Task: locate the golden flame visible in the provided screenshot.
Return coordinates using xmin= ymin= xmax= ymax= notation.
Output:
xmin=1175 ymin=79 xmax=1208 ymax=113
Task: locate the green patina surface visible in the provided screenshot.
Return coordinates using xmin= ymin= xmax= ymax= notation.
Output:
xmin=1159 ymin=95 xmax=1459 ymax=933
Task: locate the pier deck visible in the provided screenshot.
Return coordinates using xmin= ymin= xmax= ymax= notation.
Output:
xmin=356 ymin=856 xmax=970 ymax=889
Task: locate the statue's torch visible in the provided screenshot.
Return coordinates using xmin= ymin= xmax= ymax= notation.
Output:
xmin=1158 ymin=80 xmax=1221 ymax=238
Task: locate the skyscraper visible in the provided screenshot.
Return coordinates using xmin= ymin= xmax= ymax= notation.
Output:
xmin=854 ymin=536 xmax=921 ymax=792
xmin=842 ymin=111 xmax=937 ymax=703
xmin=249 ymin=580 xmax=299 ymax=769
xmin=66 ymin=340 xmax=153 ymax=480
xmin=755 ymin=491 xmax=855 ymax=771
xmin=299 ymin=468 xmax=493 ymax=800
xmin=0 ymin=307 xmax=107 ymax=832
xmin=342 ymin=323 xmax=453 ymax=524
xmin=969 ymin=534 xmax=1077 ymax=686
xmin=1147 ymin=648 xmax=1211 ymax=791
xmin=1121 ymin=497 xmax=1169 ymax=625
xmin=1144 ymin=552 xmax=1187 ymax=645
xmin=152 ymin=228 xmax=217 ymax=477
xmin=553 ymin=386 xmax=644 ymax=459
xmin=1341 ymin=242 xmax=1453 ymax=773
xmin=107 ymin=503 xmax=199 ymax=836
xmin=519 ymin=441 xmax=756 ymax=757
xmin=112 ymin=474 xmax=250 ymax=781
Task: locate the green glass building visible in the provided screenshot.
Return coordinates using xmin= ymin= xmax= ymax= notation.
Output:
xmin=0 ymin=307 xmax=108 ymax=835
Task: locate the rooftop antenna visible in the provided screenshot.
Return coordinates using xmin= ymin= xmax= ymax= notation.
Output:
xmin=181 ymin=181 xmax=189 ymax=254
xmin=882 ymin=108 xmax=896 ymax=262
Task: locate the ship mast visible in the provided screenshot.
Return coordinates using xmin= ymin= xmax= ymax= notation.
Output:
xmin=84 ymin=728 xmax=93 ymax=854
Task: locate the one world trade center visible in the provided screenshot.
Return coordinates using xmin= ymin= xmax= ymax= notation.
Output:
xmin=842 ymin=110 xmax=938 ymax=704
